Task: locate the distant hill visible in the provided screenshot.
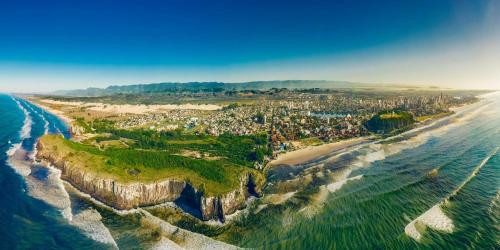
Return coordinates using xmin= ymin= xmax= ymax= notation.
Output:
xmin=52 ymin=80 xmax=367 ymax=96
xmin=365 ymin=110 xmax=415 ymax=134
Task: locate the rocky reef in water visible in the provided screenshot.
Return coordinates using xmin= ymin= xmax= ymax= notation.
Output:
xmin=36 ymin=140 xmax=262 ymax=222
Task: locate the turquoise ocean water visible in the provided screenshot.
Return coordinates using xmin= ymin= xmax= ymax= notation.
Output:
xmin=0 ymin=93 xmax=498 ymax=249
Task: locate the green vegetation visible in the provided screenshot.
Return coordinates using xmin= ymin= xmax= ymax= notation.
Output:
xmin=299 ymin=137 xmax=323 ymax=146
xmin=87 ymin=119 xmax=272 ymax=167
xmin=75 ymin=117 xmax=92 ymax=132
xmin=42 ymin=117 xmax=273 ymax=195
xmin=40 ymin=134 xmax=263 ymax=195
xmin=416 ymin=111 xmax=453 ymax=122
xmin=379 ymin=113 xmax=403 ymax=119
xmin=365 ymin=110 xmax=415 ymax=134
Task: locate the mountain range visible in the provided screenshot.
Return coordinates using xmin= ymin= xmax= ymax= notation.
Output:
xmin=51 ymin=80 xmax=368 ymax=96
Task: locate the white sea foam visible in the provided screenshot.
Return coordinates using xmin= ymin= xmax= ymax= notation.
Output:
xmin=43 ymin=164 xmax=73 ymax=219
xmin=7 ymin=148 xmax=32 ymax=176
xmin=6 ymin=142 xmax=22 ymax=157
xmin=299 ymin=174 xmax=363 ymax=218
xmin=488 ymin=190 xmax=500 ymax=225
xmin=7 ymin=150 xmax=72 ymax=220
xmin=326 ymin=175 xmax=363 ymax=193
xmin=36 ymin=168 xmax=119 ymax=247
xmin=5 ymin=97 xmax=118 ymax=247
xmin=294 ymin=108 xmax=469 ymax=218
xmin=264 ymin=191 xmax=297 ymax=205
xmin=13 ymin=159 xmax=119 ymax=248
xmin=5 ymin=98 xmax=34 ymax=175
xmin=254 ymin=204 xmax=268 ymax=214
xmin=62 ymin=180 xmax=141 ymax=216
xmin=291 ymin=100 xmax=492 ymax=224
xmin=140 ymin=209 xmax=239 ymax=250
xmin=27 ymin=103 xmax=50 ymax=135
xmin=405 ymin=147 xmax=499 ymax=241
xmin=405 ymin=205 xmax=454 ymax=241
xmin=445 ymin=147 xmax=498 ymax=201
xmin=350 ymin=101 xmax=491 ymax=171
xmin=14 ymin=101 xmax=48 ymax=159
xmin=29 ymin=143 xmax=38 ymax=161
xmin=28 ymin=163 xmax=119 ymax=247
xmin=152 ymin=237 xmax=184 ymax=250
xmin=12 ymin=97 xmax=32 ymax=140
xmin=70 ymin=209 xmax=118 ymax=248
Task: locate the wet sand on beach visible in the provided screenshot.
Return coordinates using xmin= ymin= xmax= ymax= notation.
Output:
xmin=268 ymin=137 xmax=369 ymax=167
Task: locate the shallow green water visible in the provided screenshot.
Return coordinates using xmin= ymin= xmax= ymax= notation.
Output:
xmin=1 ymin=93 xmax=498 ymax=249
xmin=226 ymin=93 xmax=500 ymax=249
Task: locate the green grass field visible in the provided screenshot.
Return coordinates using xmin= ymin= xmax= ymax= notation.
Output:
xmin=415 ymin=111 xmax=453 ymax=122
xmin=40 ymin=135 xmax=263 ymax=195
xmin=379 ymin=113 xmax=403 ymax=119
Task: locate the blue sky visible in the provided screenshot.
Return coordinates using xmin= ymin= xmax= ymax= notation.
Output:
xmin=1 ymin=0 xmax=499 ymax=92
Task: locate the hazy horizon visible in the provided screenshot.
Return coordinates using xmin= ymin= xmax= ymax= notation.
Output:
xmin=1 ymin=0 xmax=499 ymax=92
xmin=4 ymin=80 xmax=499 ymax=95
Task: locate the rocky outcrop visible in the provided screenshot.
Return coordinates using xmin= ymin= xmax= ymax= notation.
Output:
xmin=36 ymin=141 xmax=261 ymax=221
xmin=199 ymin=172 xmax=260 ymax=221
xmin=70 ymin=125 xmax=85 ymax=136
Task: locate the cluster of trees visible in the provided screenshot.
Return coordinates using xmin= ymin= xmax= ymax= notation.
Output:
xmin=365 ymin=110 xmax=415 ymax=134
xmin=75 ymin=117 xmax=92 ymax=132
xmin=85 ymin=119 xmax=272 ymax=167
xmin=66 ymin=139 xmax=229 ymax=182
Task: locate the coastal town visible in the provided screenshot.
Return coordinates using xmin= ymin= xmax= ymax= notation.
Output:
xmin=22 ymin=86 xmax=493 ymax=249
xmin=3 ymin=0 xmax=499 ymax=248
xmin=86 ymin=89 xmax=479 ymax=155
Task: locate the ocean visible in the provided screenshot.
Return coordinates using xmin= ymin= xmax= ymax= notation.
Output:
xmin=229 ymin=92 xmax=500 ymax=249
xmin=0 ymin=94 xmax=108 ymax=249
xmin=0 ymin=92 xmax=498 ymax=249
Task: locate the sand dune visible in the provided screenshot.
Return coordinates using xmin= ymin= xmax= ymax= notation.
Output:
xmin=39 ymin=99 xmax=222 ymax=114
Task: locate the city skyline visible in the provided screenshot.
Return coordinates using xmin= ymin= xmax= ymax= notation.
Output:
xmin=1 ymin=0 xmax=500 ymax=92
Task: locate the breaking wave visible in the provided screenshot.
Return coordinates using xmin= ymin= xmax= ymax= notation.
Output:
xmin=140 ymin=209 xmax=239 ymax=250
xmin=326 ymin=175 xmax=363 ymax=193
xmin=404 ymin=204 xmax=454 ymax=241
xmin=405 ymin=147 xmax=499 ymax=241
xmin=70 ymin=209 xmax=118 ymax=248
xmin=6 ymin=97 xmax=34 ymax=175
xmin=5 ymin=96 xmax=118 ymax=248
xmin=279 ymin=101 xmax=493 ymax=222
xmin=12 ymin=97 xmax=32 ymax=140
xmin=299 ymin=175 xmax=363 ymax=218
xmin=349 ymin=101 xmax=492 ymax=171
xmin=26 ymin=103 xmax=50 ymax=135
xmin=445 ymin=147 xmax=498 ymax=201
xmin=6 ymin=142 xmax=22 ymax=157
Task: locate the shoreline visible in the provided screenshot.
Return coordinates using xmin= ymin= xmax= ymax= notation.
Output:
xmin=27 ymin=93 xmax=480 ymax=171
xmin=267 ymin=137 xmax=371 ymax=167
xmin=26 ymin=96 xmax=261 ymax=223
xmin=14 ymin=93 xmax=488 ymax=248
xmin=27 ymin=95 xmax=480 ymax=212
xmin=266 ymin=99 xmax=481 ymax=168
xmin=23 ymin=96 xmax=74 ymax=125
xmin=29 ymin=93 xmax=476 ymax=171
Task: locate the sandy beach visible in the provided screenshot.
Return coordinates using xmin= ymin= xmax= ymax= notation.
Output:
xmin=29 ymin=99 xmax=74 ymax=124
xmin=268 ymin=98 xmax=488 ymax=169
xmin=268 ymin=137 xmax=369 ymax=167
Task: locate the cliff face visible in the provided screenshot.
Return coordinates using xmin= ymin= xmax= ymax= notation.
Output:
xmin=36 ymin=141 xmax=260 ymax=221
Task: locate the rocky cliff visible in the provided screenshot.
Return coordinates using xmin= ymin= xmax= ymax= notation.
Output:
xmin=36 ymin=141 xmax=261 ymax=221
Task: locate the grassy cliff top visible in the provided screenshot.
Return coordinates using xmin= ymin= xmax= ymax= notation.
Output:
xmin=39 ymin=134 xmax=263 ymax=196
xmin=379 ymin=113 xmax=404 ymax=119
